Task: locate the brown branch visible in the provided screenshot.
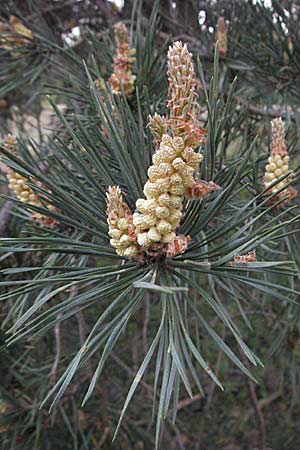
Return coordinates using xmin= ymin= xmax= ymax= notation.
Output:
xmin=142 ymin=294 xmax=150 ymax=354
xmin=110 ymin=352 xmax=153 ymax=395
xmin=176 ymin=394 xmax=202 ymax=411
xmin=205 ymin=326 xmax=226 ymax=413
xmin=248 ymin=378 xmax=267 ymax=450
xmin=75 ymin=309 xmax=86 ymax=347
xmin=195 ymin=327 xmax=226 ymax=450
xmin=49 ymin=314 xmax=62 ymax=384
xmin=94 ymin=426 xmax=110 ymax=450
xmin=235 ymin=95 xmax=300 ymax=120
xmin=243 ymin=391 xmax=282 ymax=422
xmin=169 ymin=422 xmax=186 ymax=450
xmin=49 ymin=285 xmax=82 ymax=385
xmin=111 ymin=351 xmax=186 ymax=450
xmin=241 ymin=352 xmax=268 ymax=450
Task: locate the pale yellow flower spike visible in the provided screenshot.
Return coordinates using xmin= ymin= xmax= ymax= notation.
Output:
xmin=106 ymin=186 xmax=139 ymax=258
xmin=108 ymin=22 xmax=136 ymax=97
xmin=4 ymin=135 xmax=58 ymax=228
xmin=108 ymin=42 xmax=218 ymax=258
xmin=5 ymin=135 xmax=39 ymax=206
xmin=133 ymin=41 xmax=208 ymax=252
xmin=133 ymin=134 xmax=191 ymax=249
xmin=149 ymin=42 xmax=218 ymax=202
xmin=263 ymin=117 xmax=297 ymax=205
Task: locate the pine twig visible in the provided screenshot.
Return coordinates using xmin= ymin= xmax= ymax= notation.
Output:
xmin=248 ymin=378 xmax=267 ymax=450
xmin=176 ymin=394 xmax=202 ymax=411
xmin=205 ymin=326 xmax=226 ymax=413
xmin=241 ymin=352 xmax=268 ymax=450
xmin=235 ymin=95 xmax=300 ymax=120
xmin=142 ymin=293 xmax=150 ymax=354
xmin=49 ymin=314 xmax=62 ymax=385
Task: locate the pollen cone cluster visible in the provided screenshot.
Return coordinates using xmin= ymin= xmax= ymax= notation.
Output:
xmin=108 ymin=22 xmax=136 ymax=97
xmin=167 ymin=41 xmax=206 ymax=149
xmin=106 ymin=186 xmax=139 ymax=258
xmin=133 ymin=42 xmax=219 ymax=251
xmin=0 ymin=15 xmax=33 ymax=50
xmin=215 ymin=17 xmax=228 ymax=57
xmin=95 ymin=23 xmax=135 ymax=138
xmin=263 ymin=118 xmax=297 ymax=204
xmin=133 ymin=134 xmax=202 ymax=249
xmin=106 ymin=41 xmax=220 ymax=259
xmin=4 ymin=135 xmax=58 ymax=228
xmin=133 ymin=42 xmax=208 ymax=251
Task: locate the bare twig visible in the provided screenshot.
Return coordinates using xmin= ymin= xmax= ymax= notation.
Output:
xmin=111 ymin=352 xmax=186 ymax=450
xmin=248 ymin=378 xmax=267 ymax=450
xmin=241 ymin=352 xmax=268 ymax=450
xmin=142 ymin=293 xmax=150 ymax=354
xmin=49 ymin=285 xmax=82 ymax=385
xmin=235 ymin=95 xmax=300 ymax=120
xmin=73 ymin=288 xmax=95 ymax=378
xmin=243 ymin=391 xmax=282 ymax=422
xmin=195 ymin=327 xmax=226 ymax=450
xmin=110 ymin=352 xmax=153 ymax=395
xmin=205 ymin=327 xmax=226 ymax=413
xmin=49 ymin=314 xmax=62 ymax=384
xmin=169 ymin=422 xmax=186 ymax=450
xmin=132 ymin=331 xmax=138 ymax=372
xmin=95 ymin=426 xmax=110 ymax=450
xmin=177 ymin=394 xmax=202 ymax=411
xmin=75 ymin=309 xmax=86 ymax=347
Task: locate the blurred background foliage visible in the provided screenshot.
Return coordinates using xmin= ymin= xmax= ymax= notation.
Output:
xmin=0 ymin=1 xmax=300 ymax=449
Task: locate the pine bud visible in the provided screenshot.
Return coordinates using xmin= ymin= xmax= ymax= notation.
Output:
xmin=215 ymin=17 xmax=228 ymax=57
xmin=166 ymin=235 xmax=191 ymax=257
xmin=233 ymin=251 xmax=256 ymax=264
